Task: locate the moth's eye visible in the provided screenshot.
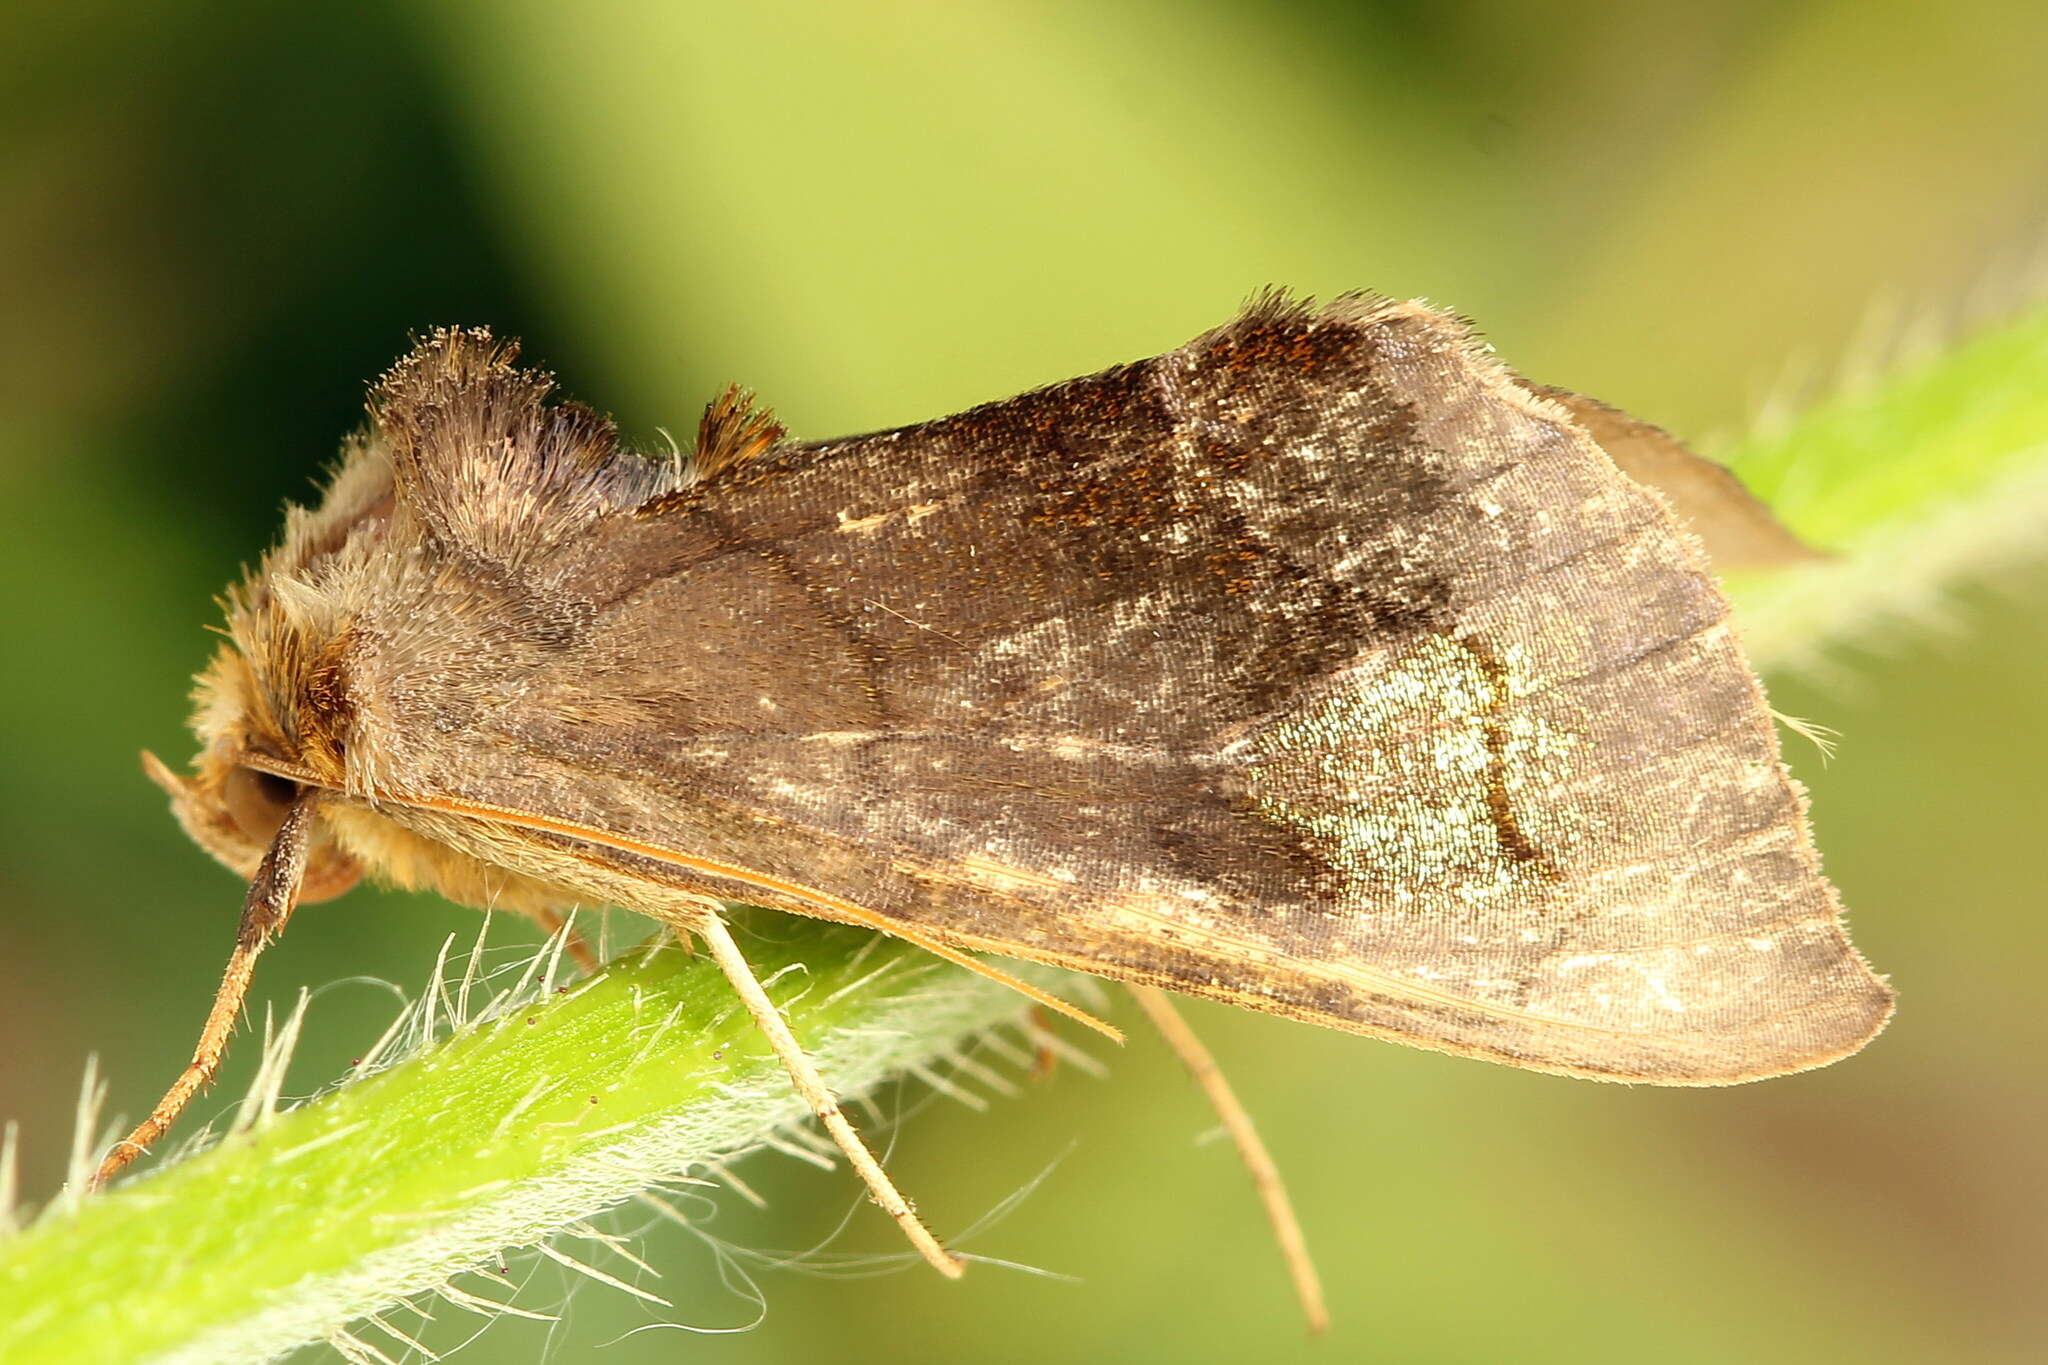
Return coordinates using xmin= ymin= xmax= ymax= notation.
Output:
xmin=223 ymin=765 xmax=301 ymax=844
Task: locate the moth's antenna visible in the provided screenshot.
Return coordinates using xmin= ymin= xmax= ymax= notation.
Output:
xmin=695 ymin=912 xmax=966 ymax=1280
xmin=93 ymin=790 xmax=319 ymax=1188
xmin=1125 ymin=984 xmax=1328 ymax=1336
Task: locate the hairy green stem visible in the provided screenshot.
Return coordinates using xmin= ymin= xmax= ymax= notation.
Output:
xmin=2 ymin=303 xmax=2044 ymax=1365
xmin=0 ymin=923 xmax=1063 ymax=1365
xmin=1722 ymin=302 xmax=2048 ymax=668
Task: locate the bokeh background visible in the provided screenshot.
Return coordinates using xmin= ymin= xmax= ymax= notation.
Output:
xmin=4 ymin=3 xmax=2046 ymax=1362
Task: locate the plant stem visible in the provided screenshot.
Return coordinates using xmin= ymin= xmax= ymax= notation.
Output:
xmin=1722 ymin=302 xmax=2048 ymax=669
xmin=0 ymin=922 xmax=1061 ymax=1365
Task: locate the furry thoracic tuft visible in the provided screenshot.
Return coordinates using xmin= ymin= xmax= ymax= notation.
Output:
xmin=692 ymin=385 xmax=787 ymax=480
xmin=364 ymin=326 xmax=677 ymax=567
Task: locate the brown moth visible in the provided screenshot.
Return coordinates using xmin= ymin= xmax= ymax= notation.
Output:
xmin=109 ymin=293 xmax=1890 ymax=1317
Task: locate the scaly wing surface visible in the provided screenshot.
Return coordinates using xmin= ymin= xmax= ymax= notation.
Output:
xmin=345 ymin=298 xmax=1889 ymax=1083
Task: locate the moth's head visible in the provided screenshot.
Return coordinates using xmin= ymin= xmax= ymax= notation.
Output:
xmin=144 ymin=326 xmax=664 ymax=907
xmin=143 ymin=637 xmax=365 ymax=903
xmin=144 ymin=407 xmax=402 ymax=904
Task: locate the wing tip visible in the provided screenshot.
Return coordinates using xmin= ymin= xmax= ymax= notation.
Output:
xmin=1537 ymin=972 xmax=1897 ymax=1088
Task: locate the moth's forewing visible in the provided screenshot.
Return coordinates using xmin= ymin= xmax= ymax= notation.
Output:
xmin=342 ymin=298 xmax=1889 ymax=1085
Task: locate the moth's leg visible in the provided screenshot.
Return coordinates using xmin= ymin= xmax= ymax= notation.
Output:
xmin=696 ymin=913 xmax=965 ymax=1278
xmin=1026 ymin=1005 xmax=1059 ymax=1080
xmin=529 ymin=905 xmax=600 ymax=974
xmin=95 ymin=793 xmax=318 ymax=1188
xmin=1125 ymin=983 xmax=1327 ymax=1334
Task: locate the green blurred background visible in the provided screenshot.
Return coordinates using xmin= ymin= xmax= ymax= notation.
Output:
xmin=3 ymin=2 xmax=2045 ymax=1361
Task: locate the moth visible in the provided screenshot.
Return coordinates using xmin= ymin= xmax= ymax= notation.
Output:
xmin=109 ymin=293 xmax=1889 ymax=1325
